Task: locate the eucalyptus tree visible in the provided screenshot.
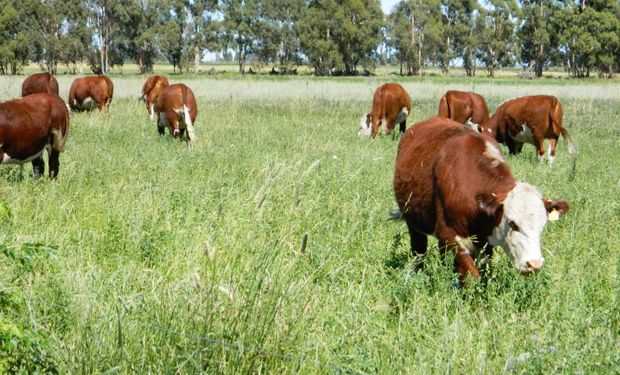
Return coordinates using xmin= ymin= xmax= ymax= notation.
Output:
xmin=299 ymin=0 xmax=383 ymax=76
xmin=185 ymin=0 xmax=220 ymax=73
xmin=386 ymin=0 xmax=442 ymax=75
xmin=0 ymin=1 xmax=33 ymax=74
xmin=517 ymin=0 xmax=562 ymax=77
xmin=86 ymin=0 xmax=133 ymax=74
xmin=221 ymin=0 xmax=259 ymax=74
xmin=475 ymin=0 xmax=520 ymax=77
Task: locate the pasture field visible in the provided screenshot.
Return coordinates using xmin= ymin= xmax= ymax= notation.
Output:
xmin=1 ymin=75 xmax=619 ymax=373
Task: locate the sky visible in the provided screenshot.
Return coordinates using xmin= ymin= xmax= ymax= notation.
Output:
xmin=381 ymin=0 xmax=400 ymax=14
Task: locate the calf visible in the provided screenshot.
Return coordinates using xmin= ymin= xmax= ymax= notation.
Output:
xmin=156 ymin=83 xmax=197 ymax=147
xmin=437 ymin=90 xmax=489 ymax=131
xmin=393 ymin=117 xmax=569 ymax=285
xmin=140 ymin=75 xmax=169 ymax=120
xmin=482 ymin=95 xmax=575 ymax=163
xmin=0 ymin=94 xmax=69 ymax=179
xmin=359 ymin=83 xmax=411 ymax=138
xmin=68 ymin=76 xmax=114 ymax=112
xmin=21 ymin=72 xmax=59 ymax=97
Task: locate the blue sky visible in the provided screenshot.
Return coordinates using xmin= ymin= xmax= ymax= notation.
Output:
xmin=381 ymin=0 xmax=400 ymax=14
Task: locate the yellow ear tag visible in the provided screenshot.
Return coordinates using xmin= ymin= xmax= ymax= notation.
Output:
xmin=548 ymin=209 xmax=560 ymax=222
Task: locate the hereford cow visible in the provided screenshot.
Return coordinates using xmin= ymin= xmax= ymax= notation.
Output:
xmin=358 ymin=83 xmax=411 ymax=138
xmin=0 ymin=94 xmax=70 ymax=179
xmin=21 ymin=72 xmax=59 ymax=97
xmin=68 ymin=76 xmax=114 ymax=112
xmin=140 ymin=75 xmax=169 ymax=120
xmin=393 ymin=117 xmax=569 ymax=285
xmin=156 ymin=83 xmax=197 ymax=147
xmin=481 ymin=95 xmax=575 ymax=163
xmin=437 ymin=90 xmax=489 ymax=131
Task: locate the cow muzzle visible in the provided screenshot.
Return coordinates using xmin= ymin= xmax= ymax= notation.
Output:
xmin=521 ymin=259 xmax=544 ymax=274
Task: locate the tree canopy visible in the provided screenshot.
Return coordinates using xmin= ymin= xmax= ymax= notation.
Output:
xmin=0 ymin=0 xmax=618 ymax=77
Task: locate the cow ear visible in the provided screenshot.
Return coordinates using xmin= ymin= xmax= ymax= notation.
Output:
xmin=543 ymin=199 xmax=569 ymax=221
xmin=477 ymin=194 xmax=501 ymax=219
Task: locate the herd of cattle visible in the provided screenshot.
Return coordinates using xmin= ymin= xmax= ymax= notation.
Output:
xmin=1 ymin=74 xmax=574 ymax=285
xmin=360 ymin=83 xmax=573 ymax=285
xmin=0 ymin=72 xmax=198 ymax=179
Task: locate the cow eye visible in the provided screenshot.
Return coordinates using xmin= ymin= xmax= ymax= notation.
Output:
xmin=508 ymin=220 xmax=519 ymax=231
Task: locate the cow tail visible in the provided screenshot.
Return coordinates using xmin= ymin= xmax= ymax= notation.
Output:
xmin=551 ymin=99 xmax=576 ymax=154
xmin=438 ymin=94 xmax=450 ymax=118
xmin=52 ymin=110 xmax=70 ymax=152
xmin=181 ymin=86 xmax=196 ymax=145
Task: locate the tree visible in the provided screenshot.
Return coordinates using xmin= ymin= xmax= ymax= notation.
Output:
xmin=558 ymin=4 xmax=620 ymax=78
xmin=254 ymin=0 xmax=304 ymax=72
xmin=475 ymin=0 xmax=520 ymax=77
xmin=299 ymin=0 xmax=383 ymax=76
xmin=185 ymin=0 xmax=220 ymax=73
xmin=440 ymin=0 xmax=478 ymax=76
xmin=86 ymin=0 xmax=132 ymax=75
xmin=386 ymin=0 xmax=442 ymax=76
xmin=517 ymin=0 xmax=563 ymax=78
xmin=0 ymin=1 xmax=33 ymax=75
xmin=221 ymin=0 xmax=259 ymax=74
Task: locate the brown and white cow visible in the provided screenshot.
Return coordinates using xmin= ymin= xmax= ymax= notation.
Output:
xmin=437 ymin=90 xmax=489 ymax=131
xmin=21 ymin=72 xmax=60 ymax=97
xmin=393 ymin=117 xmax=569 ymax=285
xmin=140 ymin=75 xmax=169 ymax=120
xmin=481 ymin=95 xmax=575 ymax=164
xmin=0 ymin=93 xmax=69 ymax=179
xmin=68 ymin=76 xmax=114 ymax=112
xmin=359 ymin=83 xmax=411 ymax=138
xmin=156 ymin=83 xmax=197 ymax=147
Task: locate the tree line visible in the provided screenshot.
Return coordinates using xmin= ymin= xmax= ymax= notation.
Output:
xmin=0 ymin=0 xmax=618 ymax=78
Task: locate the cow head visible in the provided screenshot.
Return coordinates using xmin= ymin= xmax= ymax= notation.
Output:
xmin=358 ymin=113 xmax=372 ymax=136
xmin=486 ymin=182 xmax=569 ymax=274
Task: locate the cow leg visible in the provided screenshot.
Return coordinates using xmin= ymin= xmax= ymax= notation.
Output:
xmin=399 ymin=120 xmax=406 ymax=136
xmin=31 ymin=156 xmax=45 ymax=179
xmin=371 ymin=119 xmax=379 ymax=138
xmin=534 ymin=138 xmax=545 ymax=162
xmin=547 ymin=138 xmax=558 ymax=165
xmin=157 ymin=112 xmax=166 ymax=135
xmin=48 ymin=149 xmax=60 ymax=179
xmin=406 ymin=221 xmax=428 ymax=258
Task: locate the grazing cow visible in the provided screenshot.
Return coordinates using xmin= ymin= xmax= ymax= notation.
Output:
xmin=68 ymin=76 xmax=114 ymax=112
xmin=481 ymin=95 xmax=575 ymax=163
xmin=437 ymin=90 xmax=489 ymax=131
xmin=156 ymin=83 xmax=197 ymax=147
xmin=0 ymin=94 xmax=69 ymax=179
xmin=21 ymin=72 xmax=59 ymax=97
xmin=359 ymin=83 xmax=412 ymax=138
xmin=140 ymin=75 xmax=169 ymax=120
xmin=393 ymin=117 xmax=569 ymax=285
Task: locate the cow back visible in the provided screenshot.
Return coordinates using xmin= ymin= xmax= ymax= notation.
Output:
xmin=21 ymin=73 xmax=59 ymax=97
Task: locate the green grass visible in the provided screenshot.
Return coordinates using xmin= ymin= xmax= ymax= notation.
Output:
xmin=1 ymin=77 xmax=619 ymax=373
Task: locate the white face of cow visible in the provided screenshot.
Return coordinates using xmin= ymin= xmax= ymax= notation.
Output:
xmin=358 ymin=113 xmax=371 ymax=136
xmin=488 ymin=182 xmax=547 ymax=273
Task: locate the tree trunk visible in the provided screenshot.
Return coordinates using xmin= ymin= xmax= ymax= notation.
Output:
xmin=194 ymin=43 xmax=201 ymax=73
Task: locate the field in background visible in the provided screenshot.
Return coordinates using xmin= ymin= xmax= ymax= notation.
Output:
xmin=0 ymin=76 xmax=619 ymax=373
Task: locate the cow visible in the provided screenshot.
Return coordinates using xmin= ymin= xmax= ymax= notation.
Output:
xmin=393 ymin=117 xmax=569 ymax=285
xmin=155 ymin=83 xmax=197 ymax=147
xmin=437 ymin=90 xmax=489 ymax=131
xmin=481 ymin=95 xmax=575 ymax=164
xmin=358 ymin=83 xmax=412 ymax=138
xmin=68 ymin=76 xmax=114 ymax=112
xmin=0 ymin=93 xmax=70 ymax=179
xmin=21 ymin=72 xmax=60 ymax=97
xmin=140 ymin=75 xmax=169 ymax=120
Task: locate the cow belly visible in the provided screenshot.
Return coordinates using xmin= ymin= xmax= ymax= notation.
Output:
xmin=1 ymin=148 xmax=45 ymax=165
xmin=510 ymin=123 xmax=534 ymax=144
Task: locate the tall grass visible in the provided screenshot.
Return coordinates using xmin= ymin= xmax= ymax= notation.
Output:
xmin=0 ymin=77 xmax=619 ymax=373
